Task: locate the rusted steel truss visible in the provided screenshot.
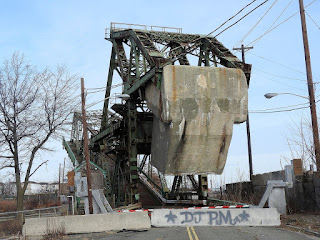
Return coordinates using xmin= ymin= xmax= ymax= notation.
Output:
xmin=90 ymin=23 xmax=252 ymax=207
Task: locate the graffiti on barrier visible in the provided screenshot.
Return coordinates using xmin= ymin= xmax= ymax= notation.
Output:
xmin=164 ymin=210 xmax=250 ymax=225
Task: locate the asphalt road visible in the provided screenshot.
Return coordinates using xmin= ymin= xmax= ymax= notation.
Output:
xmin=66 ymin=226 xmax=319 ymax=240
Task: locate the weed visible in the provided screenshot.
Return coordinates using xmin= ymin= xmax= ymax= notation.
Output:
xmin=0 ymin=219 xmax=23 ymax=238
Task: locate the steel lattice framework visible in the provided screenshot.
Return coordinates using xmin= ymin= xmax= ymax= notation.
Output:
xmin=66 ymin=23 xmax=252 ymax=208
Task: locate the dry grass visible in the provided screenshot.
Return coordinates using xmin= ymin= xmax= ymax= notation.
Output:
xmin=0 ymin=199 xmax=60 ymax=213
xmin=0 ymin=198 xmax=61 ymax=237
xmin=0 ymin=200 xmax=17 ymax=213
xmin=281 ymin=213 xmax=320 ymax=237
xmin=0 ymin=219 xmax=23 ymax=238
xmin=220 ymin=181 xmax=260 ymax=205
xmin=43 ymin=225 xmax=66 ymax=240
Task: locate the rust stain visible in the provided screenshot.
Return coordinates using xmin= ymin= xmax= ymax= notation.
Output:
xmin=222 ymin=68 xmax=227 ymax=83
xmin=172 ymin=66 xmax=177 ymax=102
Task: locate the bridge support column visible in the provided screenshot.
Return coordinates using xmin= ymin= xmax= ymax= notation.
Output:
xmin=128 ymin=100 xmax=139 ymax=204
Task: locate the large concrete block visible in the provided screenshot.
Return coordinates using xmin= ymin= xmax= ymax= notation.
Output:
xmin=147 ymin=65 xmax=248 ymax=174
xmin=268 ymin=187 xmax=287 ymax=214
xmin=23 ymin=212 xmax=151 ymax=237
xmin=151 ymin=208 xmax=280 ymax=227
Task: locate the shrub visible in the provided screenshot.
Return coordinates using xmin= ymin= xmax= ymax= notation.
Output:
xmin=0 ymin=219 xmax=22 ymax=237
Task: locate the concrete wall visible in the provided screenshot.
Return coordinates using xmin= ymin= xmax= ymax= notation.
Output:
xmin=151 ymin=208 xmax=280 ymax=227
xmin=226 ymin=171 xmax=320 ymax=213
xmin=286 ymin=174 xmax=320 ymax=212
xmin=23 ymin=212 xmax=151 ymax=237
xmin=251 ymin=170 xmax=285 ymax=196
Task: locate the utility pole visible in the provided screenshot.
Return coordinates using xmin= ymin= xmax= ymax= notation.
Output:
xmin=233 ymin=44 xmax=254 ymax=180
xmin=81 ymin=78 xmax=94 ymax=214
xmin=63 ymin=158 xmax=65 ymax=184
xmin=58 ymin=163 xmax=61 ymax=195
xmin=299 ymin=0 xmax=320 ymax=171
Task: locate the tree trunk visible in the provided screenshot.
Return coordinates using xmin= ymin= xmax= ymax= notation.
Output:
xmin=16 ymin=189 xmax=25 ymax=221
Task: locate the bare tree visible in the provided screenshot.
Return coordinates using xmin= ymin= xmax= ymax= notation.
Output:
xmin=285 ymin=114 xmax=316 ymax=170
xmin=0 ymin=52 xmax=78 ymax=218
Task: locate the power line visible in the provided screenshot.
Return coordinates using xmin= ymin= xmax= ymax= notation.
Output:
xmin=249 ymin=52 xmax=320 ymax=82
xmin=250 ymin=92 xmax=320 ymax=113
xmin=250 ymin=99 xmax=320 ymax=113
xmin=214 ymin=0 xmax=270 ymax=38
xmin=306 ymin=11 xmax=320 ymax=30
xmin=249 ymin=52 xmax=307 ymax=75
xmin=204 ymin=0 xmax=258 ymax=37
xmin=254 ymin=68 xmax=306 ymax=81
xmin=247 ymin=0 xmax=318 ymax=46
xmin=250 ymin=0 xmax=294 ymax=47
xmin=251 ymin=101 xmax=310 ymax=112
xmin=248 ymin=12 xmax=298 ymax=46
xmin=235 ymin=0 xmax=279 ymax=47
xmin=87 ymin=87 xmax=108 ymax=90
xmin=86 ymin=83 xmax=123 ymax=94
xmin=259 ymin=74 xmax=307 ymax=91
xmin=165 ymin=1 xmax=271 ymax=65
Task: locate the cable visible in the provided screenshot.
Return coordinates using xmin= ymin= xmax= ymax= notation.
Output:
xmin=204 ymin=0 xmax=258 ymax=37
xmin=86 ymin=83 xmax=123 ymax=94
xmin=249 ymin=52 xmax=320 ymax=82
xmin=258 ymin=74 xmax=308 ymax=92
xmin=250 ymin=99 xmax=320 ymax=113
xmin=87 ymin=86 xmax=109 ymax=90
xmin=86 ymin=89 xmax=107 ymax=94
xmin=166 ymin=0 xmax=268 ymax=60
xmin=254 ymin=68 xmax=306 ymax=81
xmin=251 ymin=101 xmax=310 ymax=112
xmin=249 ymin=12 xmax=298 ymax=46
xmin=248 ymin=0 xmax=318 ymax=46
xmin=306 ymin=11 xmax=320 ymax=30
xmin=250 ymin=93 xmax=320 ymax=113
xmin=250 ymin=100 xmax=320 ymax=113
xmin=235 ymin=0 xmax=279 ymax=47
xmin=251 ymin=0 xmax=294 ymax=46
xmin=214 ymin=0 xmax=270 ymax=38
xmin=249 ymin=52 xmax=307 ymax=75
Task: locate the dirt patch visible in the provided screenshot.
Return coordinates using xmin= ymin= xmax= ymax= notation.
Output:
xmin=281 ymin=213 xmax=320 ymax=237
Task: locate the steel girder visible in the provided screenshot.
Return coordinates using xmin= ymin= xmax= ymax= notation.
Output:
xmin=92 ymin=24 xmax=252 ymax=206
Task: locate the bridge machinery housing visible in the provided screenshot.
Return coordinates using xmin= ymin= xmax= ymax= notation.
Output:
xmin=65 ymin=23 xmax=252 ymax=208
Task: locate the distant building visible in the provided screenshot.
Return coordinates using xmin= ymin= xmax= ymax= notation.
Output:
xmin=24 ymin=181 xmax=59 ymax=195
xmin=0 ymin=181 xmax=61 ymax=196
xmin=0 ymin=181 xmax=17 ymax=196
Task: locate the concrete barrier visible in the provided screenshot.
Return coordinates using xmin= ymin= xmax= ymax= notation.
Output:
xmin=151 ymin=208 xmax=280 ymax=227
xmin=23 ymin=212 xmax=151 ymax=237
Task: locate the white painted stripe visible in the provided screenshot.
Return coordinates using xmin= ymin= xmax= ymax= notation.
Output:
xmin=116 ymin=205 xmax=250 ymax=213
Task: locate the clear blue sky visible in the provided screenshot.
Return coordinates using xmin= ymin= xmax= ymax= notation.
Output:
xmin=1 ymin=0 xmax=320 ymax=185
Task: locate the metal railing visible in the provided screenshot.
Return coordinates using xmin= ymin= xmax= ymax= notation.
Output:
xmin=105 ymin=22 xmax=182 ymax=38
xmin=0 ymin=205 xmax=68 ymax=222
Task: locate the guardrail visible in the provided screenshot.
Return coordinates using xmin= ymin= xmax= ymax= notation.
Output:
xmin=0 ymin=205 xmax=68 ymax=222
xmin=105 ymin=22 xmax=182 ymax=38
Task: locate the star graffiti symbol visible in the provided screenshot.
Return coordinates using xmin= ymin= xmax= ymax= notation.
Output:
xmin=165 ymin=210 xmax=177 ymax=223
xmin=239 ymin=210 xmax=250 ymax=222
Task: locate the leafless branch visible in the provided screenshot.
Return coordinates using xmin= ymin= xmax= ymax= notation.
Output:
xmin=28 ymin=160 xmax=49 ymax=179
xmin=0 ymin=52 xmax=79 ymax=211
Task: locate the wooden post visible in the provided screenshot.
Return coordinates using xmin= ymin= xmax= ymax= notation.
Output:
xmin=81 ymin=78 xmax=93 ymax=214
xmin=299 ymin=0 xmax=320 ymax=171
xmin=233 ymin=44 xmax=254 ymax=180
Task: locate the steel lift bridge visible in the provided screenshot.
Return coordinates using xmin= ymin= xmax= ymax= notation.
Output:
xmin=64 ymin=22 xmax=252 ymax=208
